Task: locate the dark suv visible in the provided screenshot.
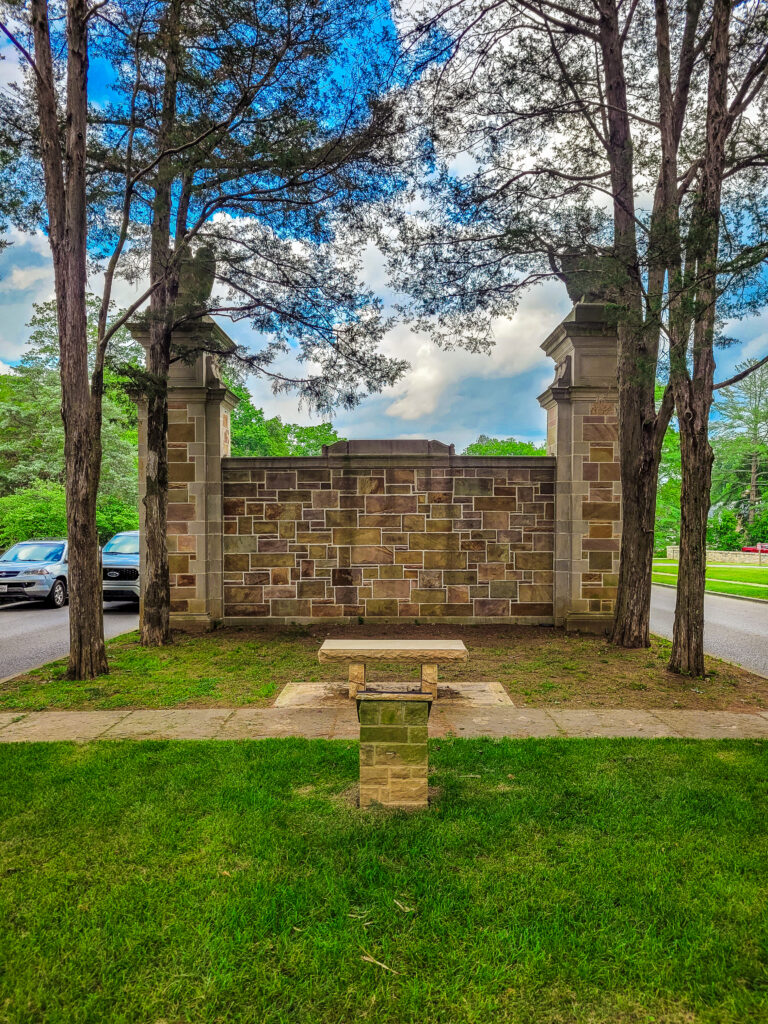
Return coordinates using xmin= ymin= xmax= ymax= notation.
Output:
xmin=102 ymin=530 xmax=140 ymax=603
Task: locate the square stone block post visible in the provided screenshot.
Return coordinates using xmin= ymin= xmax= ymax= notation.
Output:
xmin=357 ymin=693 xmax=432 ymax=809
xmin=133 ymin=317 xmax=239 ymax=631
xmin=537 ymin=303 xmax=620 ymax=634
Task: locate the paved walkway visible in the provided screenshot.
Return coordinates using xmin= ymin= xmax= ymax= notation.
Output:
xmin=1 ymin=706 xmax=768 ymax=742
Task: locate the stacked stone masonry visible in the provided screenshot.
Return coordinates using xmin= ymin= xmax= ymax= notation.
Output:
xmin=358 ymin=697 xmax=431 ymax=809
xmin=221 ymin=456 xmax=556 ymax=622
xmin=579 ymin=401 xmax=621 ymax=613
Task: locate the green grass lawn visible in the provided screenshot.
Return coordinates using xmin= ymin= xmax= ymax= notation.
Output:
xmin=1 ymin=738 xmax=766 ymax=1023
xmin=653 ymin=560 xmax=768 ymax=601
xmin=2 ymin=623 xmax=766 ymax=712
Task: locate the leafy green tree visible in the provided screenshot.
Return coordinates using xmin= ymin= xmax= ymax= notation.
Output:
xmin=229 ymin=384 xmax=344 ymax=457
xmin=0 ymin=485 xmax=138 ymax=551
xmin=1 ymin=0 xmax=407 ymax=668
xmin=391 ymin=0 xmax=768 ymax=674
xmin=706 ymin=509 xmax=742 ymax=552
xmin=711 ymin=359 xmax=768 ymax=527
xmin=462 ymin=435 xmax=546 ymax=457
xmin=0 ymin=298 xmax=141 ymax=507
xmin=655 ymin=427 xmax=682 ymax=554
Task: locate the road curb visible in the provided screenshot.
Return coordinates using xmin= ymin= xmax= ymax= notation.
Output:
xmin=652 ymin=581 xmax=768 ymax=605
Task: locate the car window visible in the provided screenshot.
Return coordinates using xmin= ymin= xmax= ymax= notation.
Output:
xmin=103 ymin=534 xmax=140 ymax=555
xmin=0 ymin=543 xmax=65 ymax=563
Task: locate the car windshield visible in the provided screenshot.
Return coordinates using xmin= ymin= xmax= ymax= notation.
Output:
xmin=0 ymin=542 xmax=64 ymax=563
xmin=103 ymin=534 xmax=139 ymax=555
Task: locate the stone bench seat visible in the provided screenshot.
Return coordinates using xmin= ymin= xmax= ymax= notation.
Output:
xmin=318 ymin=638 xmax=468 ymax=699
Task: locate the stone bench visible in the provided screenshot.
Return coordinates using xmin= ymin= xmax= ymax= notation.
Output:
xmin=318 ymin=638 xmax=468 ymax=699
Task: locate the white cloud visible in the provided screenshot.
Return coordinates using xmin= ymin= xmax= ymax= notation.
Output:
xmin=0 ymin=265 xmax=52 ymax=292
xmin=381 ymin=280 xmax=568 ymax=421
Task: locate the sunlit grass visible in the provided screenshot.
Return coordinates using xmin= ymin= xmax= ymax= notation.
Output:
xmin=1 ymin=738 xmax=766 ymax=1023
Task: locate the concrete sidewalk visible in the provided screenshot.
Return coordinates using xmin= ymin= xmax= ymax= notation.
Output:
xmin=1 ymin=706 xmax=768 ymax=742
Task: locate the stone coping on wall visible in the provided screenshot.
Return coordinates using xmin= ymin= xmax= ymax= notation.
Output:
xmin=223 ymin=455 xmax=557 ymax=470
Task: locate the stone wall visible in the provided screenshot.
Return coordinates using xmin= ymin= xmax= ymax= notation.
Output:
xmin=666 ymin=546 xmax=767 ymax=565
xmin=137 ymin=299 xmax=622 ymax=633
xmin=221 ymin=450 xmax=556 ymax=622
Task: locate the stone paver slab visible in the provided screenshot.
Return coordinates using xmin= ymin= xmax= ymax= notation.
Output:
xmin=0 ymin=710 xmax=128 ymax=743
xmin=103 ymin=709 xmax=233 ymax=740
xmin=276 ymin=679 xmax=513 ymax=708
xmin=443 ymin=708 xmax=558 ymax=738
xmin=651 ymin=710 xmax=768 ymax=738
xmin=0 ymin=713 xmax=27 ymax=732
xmin=329 ymin=707 xmax=360 ymax=740
xmin=219 ymin=708 xmax=337 ymax=739
xmin=549 ymin=709 xmax=676 ymax=738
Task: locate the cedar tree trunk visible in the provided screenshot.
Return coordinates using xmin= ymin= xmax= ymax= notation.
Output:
xmin=31 ymin=0 xmax=108 ymax=678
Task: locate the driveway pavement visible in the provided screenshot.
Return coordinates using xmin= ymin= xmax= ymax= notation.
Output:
xmin=0 ymin=601 xmax=138 ymax=681
xmin=651 ymin=584 xmax=768 ymax=677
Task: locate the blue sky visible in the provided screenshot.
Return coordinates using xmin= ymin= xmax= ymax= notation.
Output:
xmin=2 ymin=36 xmax=768 ymax=452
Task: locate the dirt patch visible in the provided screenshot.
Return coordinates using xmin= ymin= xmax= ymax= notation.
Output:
xmin=241 ymin=621 xmax=767 ymax=712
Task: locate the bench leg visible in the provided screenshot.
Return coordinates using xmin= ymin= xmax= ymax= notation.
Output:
xmin=421 ymin=663 xmax=438 ymax=699
xmin=349 ymin=662 xmax=366 ymax=699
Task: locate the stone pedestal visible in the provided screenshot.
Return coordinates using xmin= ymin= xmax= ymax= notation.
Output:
xmin=133 ymin=317 xmax=239 ymax=631
xmin=357 ymin=693 xmax=432 ymax=809
xmin=537 ymin=303 xmax=620 ymax=634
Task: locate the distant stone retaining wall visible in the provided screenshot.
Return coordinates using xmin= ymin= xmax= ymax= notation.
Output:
xmin=221 ymin=454 xmax=556 ymax=623
xmin=666 ymin=546 xmax=767 ymax=565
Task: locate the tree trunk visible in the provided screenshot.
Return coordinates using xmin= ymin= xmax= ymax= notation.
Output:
xmin=611 ymin=381 xmax=662 ymax=647
xmin=748 ymin=450 xmax=758 ymax=524
xmin=31 ymin=0 xmax=108 ymax=678
xmin=139 ymin=0 xmax=182 ymax=647
xmin=669 ymin=408 xmax=713 ymax=675
xmin=597 ymin=0 xmax=661 ymax=648
xmin=669 ymin=0 xmax=731 ymax=675
xmin=141 ymin=352 xmax=171 ymax=645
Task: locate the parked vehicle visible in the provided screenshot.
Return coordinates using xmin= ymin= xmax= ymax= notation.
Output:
xmin=742 ymin=544 xmax=768 ymax=553
xmin=102 ymin=530 xmax=140 ymax=603
xmin=0 ymin=539 xmax=68 ymax=607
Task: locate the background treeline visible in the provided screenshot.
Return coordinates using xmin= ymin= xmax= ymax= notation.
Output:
xmin=656 ymin=361 xmax=768 ymax=553
xmin=2 ymin=303 xmax=764 ymax=554
xmin=0 ymin=299 xmax=343 ymax=548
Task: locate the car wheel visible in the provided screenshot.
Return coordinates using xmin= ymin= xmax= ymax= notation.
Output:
xmin=46 ymin=579 xmax=67 ymax=609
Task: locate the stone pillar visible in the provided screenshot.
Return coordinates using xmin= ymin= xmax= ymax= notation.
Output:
xmin=133 ymin=317 xmax=239 ymax=631
xmin=537 ymin=303 xmax=620 ymax=634
xmin=358 ymin=694 xmax=432 ymax=809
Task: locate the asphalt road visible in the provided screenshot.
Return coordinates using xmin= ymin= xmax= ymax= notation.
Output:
xmin=650 ymin=584 xmax=768 ymax=678
xmin=0 ymin=601 xmax=139 ymax=681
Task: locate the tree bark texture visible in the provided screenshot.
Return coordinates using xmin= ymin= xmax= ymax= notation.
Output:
xmin=669 ymin=0 xmax=731 ymax=675
xmin=597 ymin=0 xmax=662 ymax=648
xmin=140 ymin=0 xmax=182 ymax=647
xmin=31 ymin=0 xmax=108 ymax=678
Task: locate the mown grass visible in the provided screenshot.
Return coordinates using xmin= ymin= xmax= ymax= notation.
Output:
xmin=1 ymin=623 xmax=766 ymax=712
xmin=1 ymin=738 xmax=766 ymax=1023
xmin=653 ymin=560 xmax=768 ymax=601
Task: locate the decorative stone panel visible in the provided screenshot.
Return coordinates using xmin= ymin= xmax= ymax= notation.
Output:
xmin=221 ymin=452 xmax=555 ymax=623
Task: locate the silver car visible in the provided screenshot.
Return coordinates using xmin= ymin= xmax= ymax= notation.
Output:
xmin=0 ymin=539 xmax=69 ymax=607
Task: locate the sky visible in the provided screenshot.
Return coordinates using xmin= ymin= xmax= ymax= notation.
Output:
xmin=2 ymin=32 xmax=768 ymax=453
